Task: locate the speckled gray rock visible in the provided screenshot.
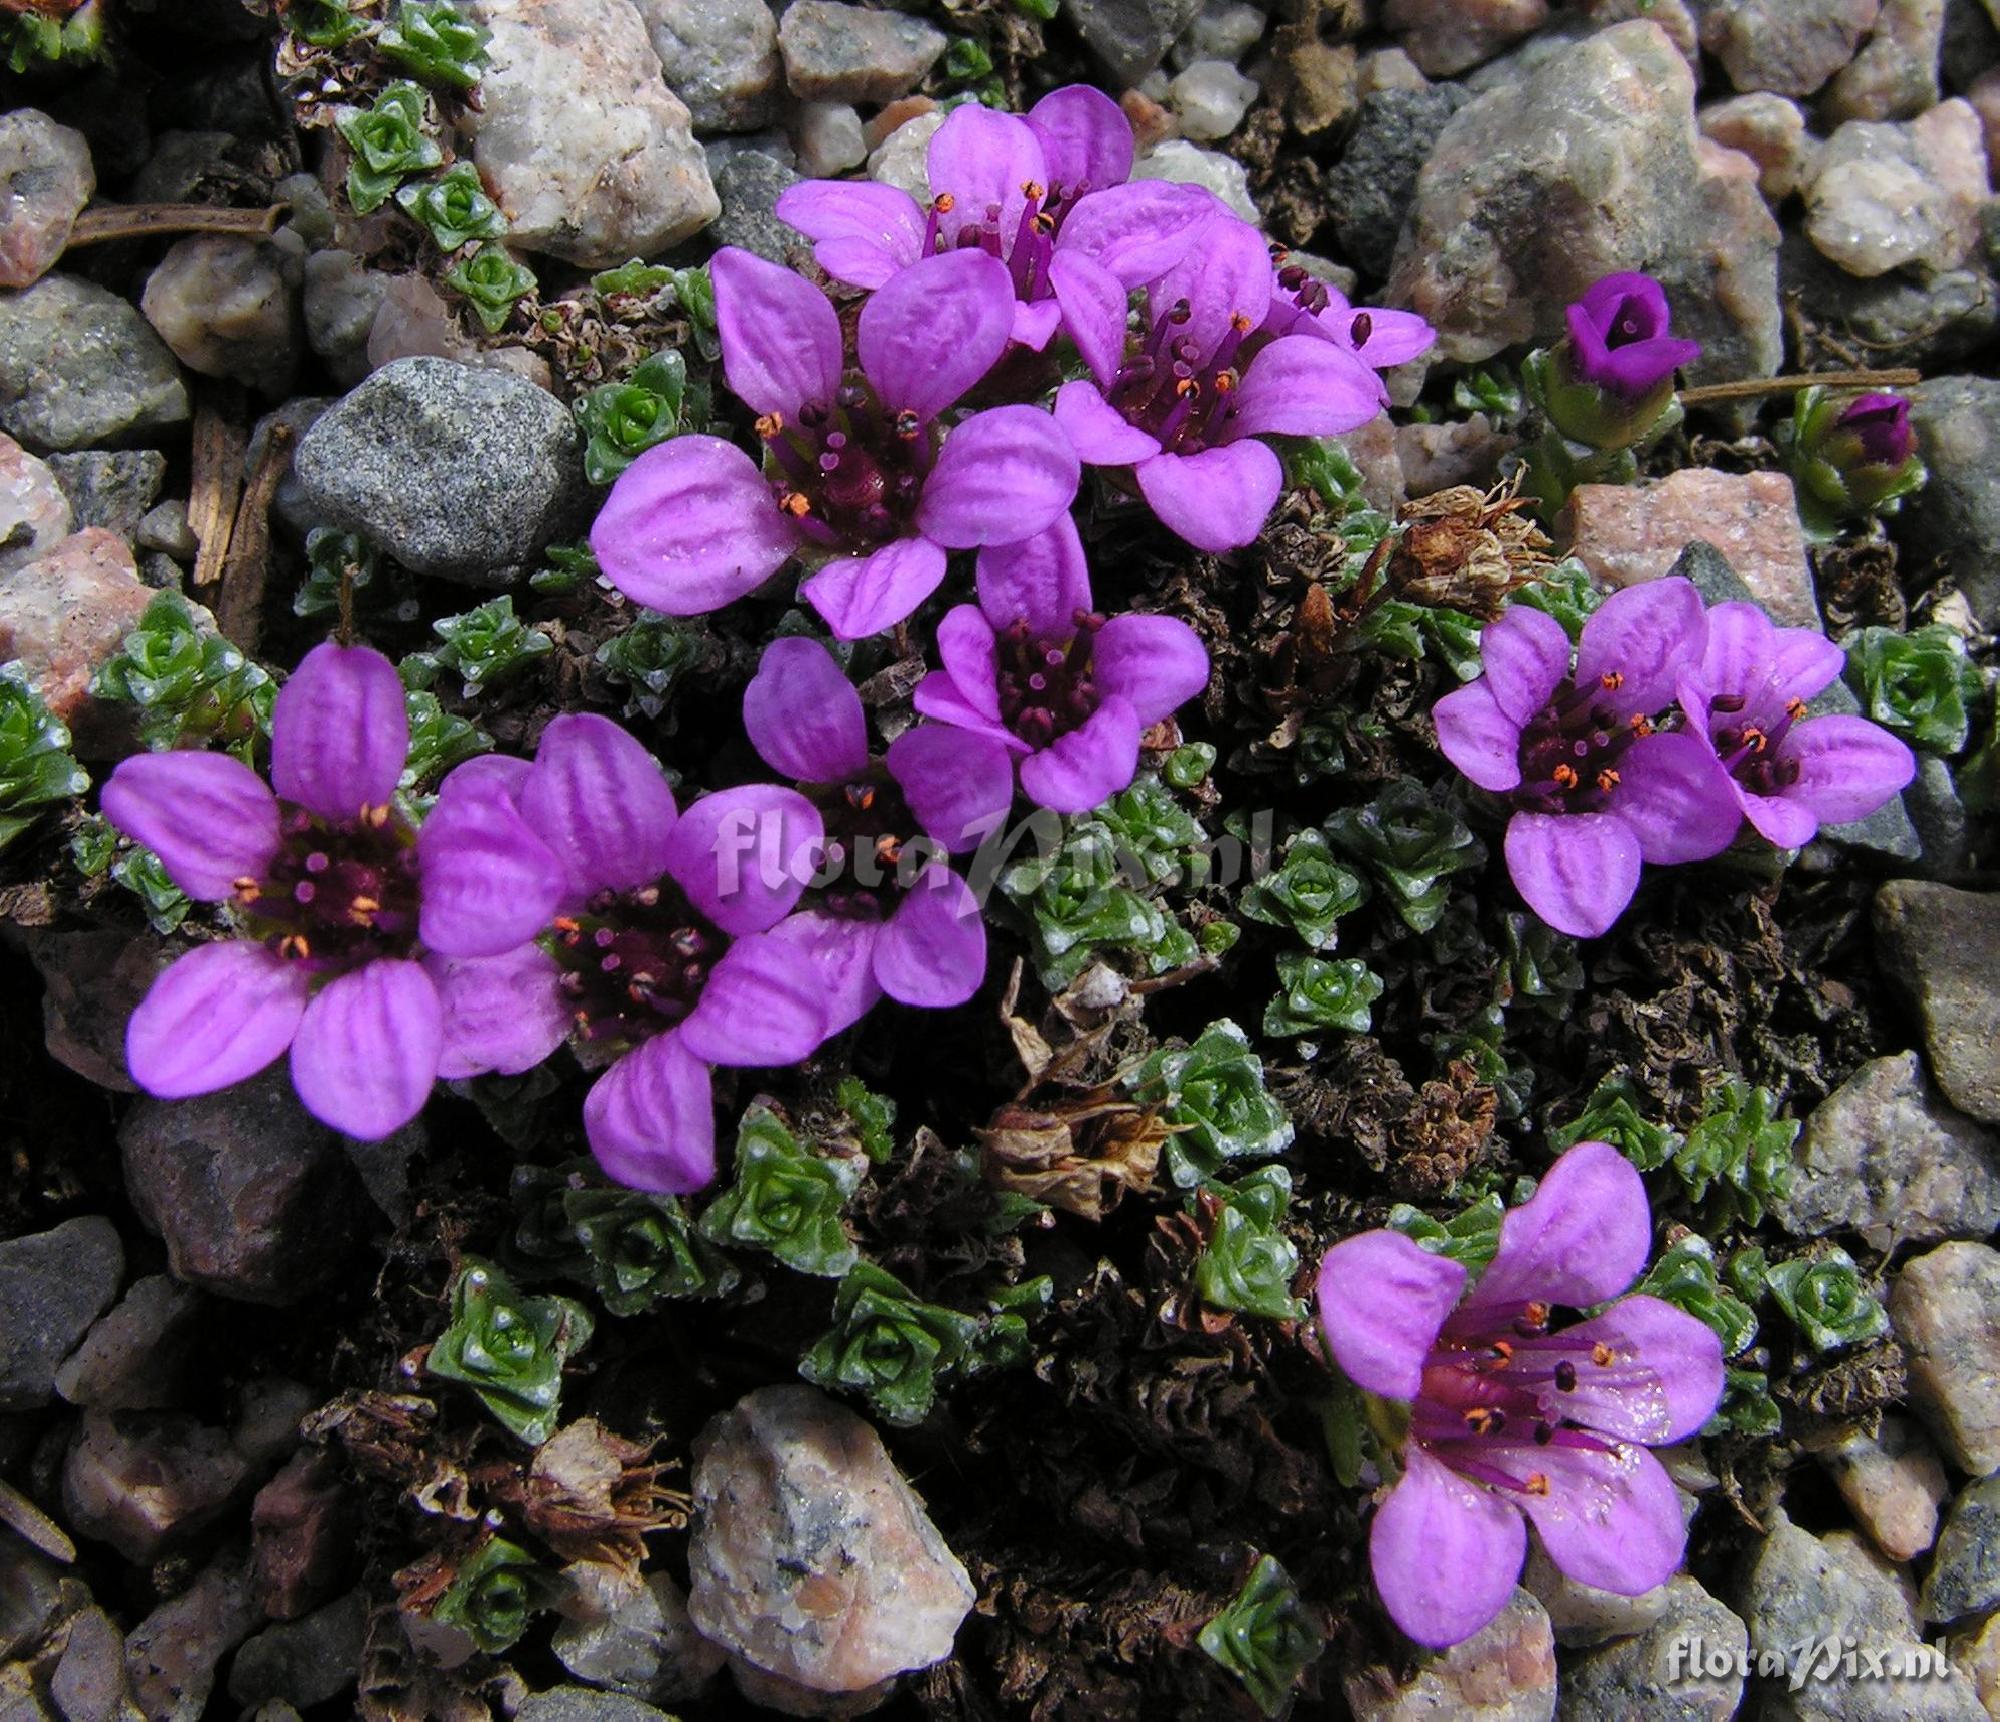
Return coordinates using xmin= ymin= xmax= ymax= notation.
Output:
xmin=0 ymin=432 xmax=71 ymax=577
xmin=44 ymin=451 xmax=166 ymax=542
xmin=1805 ymin=101 xmax=1991 ymax=278
xmin=635 ymin=0 xmax=780 ymax=131
xmin=55 ymin=1274 xmax=204 ymax=1411
xmin=516 ymin=1692 xmax=676 ymax=1722
xmin=1921 ymin=1475 xmax=2000 ymax=1623
xmin=294 ymin=357 xmax=587 ymax=589
xmin=1774 ymin=1052 xmax=2000 ymax=1250
xmin=1781 ymin=235 xmax=2000 ymax=374
xmin=688 ymin=1385 xmax=974 ymax=1699
xmin=711 ymin=150 xmax=804 ymax=264
xmin=461 ymin=0 xmax=719 ymax=266
xmin=778 ymin=1 xmax=945 ymax=102
xmin=1387 ymin=22 xmax=1782 ymax=396
xmin=1324 ymin=84 xmax=1467 ymax=278
xmin=1893 ymin=1241 xmax=2000 ymax=1472
xmin=49 ymin=1604 xmax=135 ymax=1721
xmin=0 ymin=1217 xmax=123 ymax=1411
xmin=1344 ymin=1587 xmax=1556 ymax=1721
xmin=0 ymin=275 xmax=189 ymax=452
xmin=1905 ymin=376 xmax=2000 ymax=628
xmin=0 ymin=108 xmax=94 ymax=291
xmin=1063 ymin=0 xmax=1203 ymax=85
xmin=1558 ymin=1576 xmax=1745 ymax=1722
xmin=301 ymin=251 xmax=384 ymax=390
xmin=1874 ymin=882 xmax=2000 ymax=1124
xmin=1382 ymin=0 xmax=1549 ymax=77
xmin=1700 ymin=0 xmax=1881 ymax=96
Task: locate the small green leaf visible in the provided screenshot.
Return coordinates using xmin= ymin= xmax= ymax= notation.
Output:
xmin=110 ymin=845 xmax=190 ymax=933
xmin=1263 ymin=951 xmax=1382 ymax=1039
xmin=1763 ymin=1248 xmax=1890 ymax=1356
xmin=378 ymin=0 xmax=491 ymax=93
xmin=1238 ymin=828 xmax=1367 ymax=950
xmin=1844 ymin=623 xmax=1982 ymax=755
xmin=1634 ymin=1234 xmax=1759 ymax=1359
xmin=1676 ymin=1078 xmax=1797 ymax=1226
xmin=91 ymin=591 xmax=273 ymax=756
xmin=427 ymin=595 xmax=551 ymax=696
xmin=575 ymin=349 xmax=688 ymax=485
xmin=399 ymin=688 xmax=491 ymax=793
xmin=337 ymin=81 xmax=443 ymax=215
xmin=288 ymin=0 xmax=367 ymax=49
xmin=425 ymin=1257 xmax=593 ymax=1446
xmin=396 ymin=160 xmax=507 ymax=250
xmin=1127 ymin=1019 xmax=1293 ymax=1187
xmin=592 ymin=259 xmax=676 ymax=300
xmin=1323 ymin=777 xmax=1485 ymax=934
xmin=433 ymin=1537 xmax=560 ymax=1654
xmin=800 ymin=1262 xmax=981 ymax=1425
xmin=0 ymin=666 xmax=88 ymax=852
xmin=1198 ymin=1555 xmax=1325 ymax=1718
xmin=444 ymin=243 xmax=537 ymax=334
xmin=1387 ymin=1191 xmax=1506 ymax=1276
xmin=697 ymin=1103 xmax=863 ymax=1277
xmin=1194 ymin=1166 xmax=1305 ymax=1322
xmin=835 ymin=1076 xmax=898 ymax=1162
xmin=1548 ymin=1073 xmax=1681 ymax=1172
xmin=1510 ymin=559 xmax=1603 ymax=640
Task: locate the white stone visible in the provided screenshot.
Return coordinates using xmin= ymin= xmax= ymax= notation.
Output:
xmin=867 ymin=110 xmax=945 ymax=203
xmin=1132 ymin=137 xmax=1258 ymax=219
xmin=795 ymin=102 xmax=867 ymax=177
xmin=1169 ymin=59 xmax=1259 ymax=140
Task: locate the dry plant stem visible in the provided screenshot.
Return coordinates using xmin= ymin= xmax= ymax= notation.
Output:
xmin=68 ymin=204 xmax=284 ymax=245
xmin=216 ymin=422 xmax=295 ymax=654
xmin=1678 ymin=368 xmax=1923 ymax=406
xmin=189 ymin=385 xmax=249 ymax=594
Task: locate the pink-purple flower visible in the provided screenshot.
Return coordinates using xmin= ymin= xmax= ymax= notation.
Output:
xmin=1433 ymin=580 xmax=1743 ymax=939
xmin=1263 ymin=258 xmax=1437 ymax=375
xmin=775 ymin=86 xmax=1215 ymax=352
xmin=1317 ymin=1142 xmax=1724 ymax=1649
xmin=1051 ymin=208 xmax=1389 ymax=552
xmin=1677 ymin=601 xmax=1915 ymax=850
xmin=1563 ymin=273 xmax=1702 ymax=403
xmin=1830 ymin=394 xmax=1917 ymax=471
xmin=909 ymin=513 xmax=1210 ymax=812
xmin=100 ymin=643 xmax=568 ymax=1139
xmin=741 ymin=637 xmax=1012 ymax=1036
xmin=590 ymin=244 xmax=1079 ymax=642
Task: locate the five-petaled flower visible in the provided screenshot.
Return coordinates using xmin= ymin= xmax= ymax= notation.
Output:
xmin=1316 ymin=1141 xmax=1725 ymax=1649
xmin=741 ymin=637 xmax=1012 ymax=1035
xmin=911 ymin=514 xmax=1210 ymax=812
xmin=1678 ymin=600 xmax=1915 ymax=850
xmin=590 ymin=245 xmax=1078 ymax=644
xmin=101 ymin=643 xmax=568 ymax=1138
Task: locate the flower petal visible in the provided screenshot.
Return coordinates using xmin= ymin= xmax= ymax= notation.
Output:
xmin=1226 ymin=334 xmax=1384 ymax=439
xmin=1059 ymin=179 xmax=1218 ymax=287
xmin=1573 ymin=578 xmax=1706 ymax=715
xmin=917 ymin=405 xmax=1080 ymax=549
xmin=925 ymin=103 xmax=1045 ymax=254
xmin=773 ymin=179 xmax=924 ymax=289
xmin=1315 ymin=1229 xmax=1468 ymax=1400
xmin=1694 ymin=600 xmax=1775 ymax=704
xmin=1511 ymin=1439 xmax=1686 ymax=1598
xmin=1737 ymin=784 xmax=1819 ymax=850
xmin=522 ymin=713 xmax=678 ymax=898
xmin=1134 ymin=441 xmax=1282 ymax=554
xmin=934 ymin=604 xmax=1002 ymax=721
xmin=1027 ymin=84 xmax=1134 ymax=193
xmin=859 ymin=247 xmax=1016 ymax=422
xmin=800 ymin=535 xmax=949 ymax=641
xmin=1503 ymin=810 xmax=1642 ymax=940
xmin=289 ymin=958 xmax=443 ymax=1139
xmin=1017 ymin=696 xmax=1141 ymax=813
xmin=1771 ymin=627 xmax=1846 ymax=701
xmin=676 ymin=931 xmax=827 ymax=1066
xmin=976 ymin=513 xmax=1093 ymax=635
xmin=1781 ymin=716 xmax=1917 ymax=826
xmin=425 ymin=945 xmax=568 ymax=1079
xmin=1551 ymin=1294 xmax=1726 ymax=1445
xmin=101 ymin=751 xmax=279 ymax=903
xmin=873 ymin=864 xmax=985 ymax=1008
xmin=582 ymin=1031 xmax=716 ymax=1193
xmin=1480 ymin=605 xmax=1573 ymax=728
xmin=744 ymin=637 xmax=871 ymax=782
xmin=1342 ymin=305 xmax=1437 ymax=369
xmin=1046 ymin=254 xmax=1131 ymax=388
xmin=663 ymin=784 xmax=822 ymax=936
xmin=1613 ymin=731 xmax=1743 ymax=866
xmin=911 ymin=670 xmax=1025 ymax=752
xmin=759 ymin=910 xmax=884 ymax=1038
xmin=418 ymin=769 xmax=568 ymax=958
xmin=590 ymin=436 xmax=796 ymax=616
xmin=271 ymin=642 xmax=408 ymax=821
xmin=1011 ymin=299 xmax=1062 ymax=350
xmin=126 ymin=942 xmax=307 ymax=1099
xmin=1434 ymin=681 xmax=1525 ymax=795
xmin=1093 ymin=613 xmax=1209 ymax=725
xmin=1152 ymin=209 xmax=1273 ymax=356
xmin=1462 ymin=1141 xmax=1653 ymax=1320
xmin=711 ymin=245 xmax=842 ymax=419
xmin=886 ymin=724 xmax=1016 ymax=851
xmin=1370 ymin=1446 xmax=1527 ymax=1650
xmin=1052 ymin=378 xmax=1160 ymax=465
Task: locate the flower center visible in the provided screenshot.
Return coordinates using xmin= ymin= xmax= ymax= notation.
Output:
xmin=1710 ymin=692 xmax=1807 ymax=796
xmin=928 ymin=178 xmax=1088 ymax=304
xmin=756 ymin=386 xmax=931 ymax=549
xmin=1103 ymin=297 xmax=1255 ymax=458
xmin=548 ymin=881 xmax=726 ymax=1048
xmin=1513 ymin=672 xmax=1653 ymax=816
xmin=233 ymin=802 xmax=422 ymax=974
xmin=996 ymin=614 xmax=1103 ymax=749
xmin=803 ymin=767 xmax=917 ymax=920
xmin=1608 ymin=296 xmax=1651 ymax=347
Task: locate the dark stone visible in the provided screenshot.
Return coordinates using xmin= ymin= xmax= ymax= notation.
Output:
xmin=124 ymin=1547 xmax=261 ymax=1722
xmin=1061 ymin=0 xmax=1204 ymax=85
xmin=1923 ymin=1475 xmax=2000 ymax=1623
xmin=54 ymin=1274 xmax=204 ymax=1410
xmin=1875 ymin=880 xmax=2000 ymax=1124
xmin=1782 ymin=232 xmax=2000 ymax=375
xmin=226 ymin=1590 xmax=366 ymax=1711
xmin=251 ymin=1451 xmax=356 ymax=1621
xmin=43 ymin=451 xmax=167 ymax=541
xmin=0 ymin=1216 xmax=124 ymax=1411
xmin=1906 ymin=375 xmax=2000 ymax=628
xmin=710 ymin=151 xmax=806 ymax=266
xmin=1324 ymin=86 xmax=1469 ymax=280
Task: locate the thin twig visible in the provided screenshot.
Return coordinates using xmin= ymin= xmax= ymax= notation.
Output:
xmin=189 ymin=385 xmax=248 ymax=594
xmin=68 ymin=203 xmax=284 ymax=246
xmin=1678 ymin=368 xmax=1923 ymax=406
xmin=215 ymin=423 xmax=294 ymax=655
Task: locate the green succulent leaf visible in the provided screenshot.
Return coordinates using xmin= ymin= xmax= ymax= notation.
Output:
xmin=1714 ymin=1364 xmax=1782 ymax=1437
xmin=1195 ymin=1166 xmax=1305 ymax=1322
xmin=91 ymin=591 xmax=273 ymax=757
xmin=1844 ymin=624 xmax=1983 ymax=755
xmin=668 ymin=265 xmax=719 ymax=360
xmin=399 ymin=687 xmax=491 ymax=793
xmin=444 ymin=243 xmax=537 ymax=333
xmin=425 ymin=1257 xmax=593 ymax=1446
xmin=1263 ymin=951 xmax=1383 ymax=1039
xmin=1387 ymin=1191 xmax=1506 ymax=1276
xmin=1500 ymin=911 xmax=1584 ymax=1011
xmin=110 ymin=844 xmax=190 ymax=933
xmin=294 ymin=528 xmax=385 ymax=621
xmin=575 ymin=350 xmax=688 ymax=485
xmin=432 ymin=1537 xmax=560 ymax=1654
xmin=1676 ymin=1078 xmax=1797 ymax=1226
xmin=1126 ymin=1019 xmax=1294 ymax=1188
xmin=1510 ymin=559 xmax=1603 ymax=640
xmin=697 ymin=1104 xmax=863 ymax=1277
xmin=1452 ymin=365 xmax=1525 ymax=420
xmin=1323 ymin=777 xmax=1485 ymax=933
xmin=1763 ymin=1249 xmax=1890 ymax=1356
xmin=2 ymin=6 xmax=103 ymax=72
xmin=594 ymin=610 xmax=699 ymax=720
xmin=396 ymin=161 xmax=507 ymax=250
xmin=1238 ymin=828 xmax=1366 ymax=950
xmin=1278 ymin=435 xmax=1369 ymax=514
xmin=970 ymin=1275 xmax=1053 ymax=1371
xmin=1197 ymin=1555 xmax=1325 ymax=1718
xmin=423 ymin=595 xmax=551 ymax=696
xmin=531 ymin=541 xmax=601 ymax=597
xmin=0 ymin=666 xmax=88 ymax=852
xmin=800 ymin=1262 xmax=982 ymax=1426
xmin=1634 ymin=1234 xmax=1759 ymax=1359
xmin=378 ymin=0 xmax=491 ymax=92
xmin=835 ymin=1076 xmax=898 ymax=1163
xmin=591 ymin=259 xmax=677 ymax=301
xmin=288 ymin=0 xmax=366 ymax=48
xmin=337 ymin=81 xmax=443 ymax=215
xmin=1548 ymin=1073 xmax=1682 ymax=1172
xmin=1163 ymin=741 xmax=1216 ymax=789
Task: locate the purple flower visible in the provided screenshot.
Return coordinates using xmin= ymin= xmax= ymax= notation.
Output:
xmin=1678 ymin=601 xmax=1916 ymax=849
xmin=1262 ymin=260 xmax=1437 ymax=374
xmin=1564 ymin=273 xmax=1702 ymax=401
xmin=1830 ymin=393 xmax=1916 ymax=471
xmin=482 ymin=713 xmax=833 ymax=1193
xmin=100 ymin=643 xmax=568 ymax=1139
xmin=910 ymin=514 xmax=1210 ymax=812
xmin=1433 ymin=580 xmax=1743 ymax=938
xmin=1051 ymin=209 xmax=1388 ymax=552
xmin=1316 ymin=1142 xmax=1725 ymax=1649
xmin=775 ymin=86 xmax=1215 ymax=352
xmin=741 ymin=636 xmax=1013 ymax=1036
xmin=590 ymin=244 xmax=1080 ymax=642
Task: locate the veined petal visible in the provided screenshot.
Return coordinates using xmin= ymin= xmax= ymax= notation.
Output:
xmin=417 ymin=770 xmax=568 ymax=957
xmin=934 ymin=604 xmax=1002 ymax=721
xmin=712 ymin=245 xmax=842 ymax=419
xmin=759 ymin=910 xmax=884 ymax=1039
xmin=773 ymin=179 xmax=924 ymax=288
xmin=1370 ymin=1446 xmax=1527 ymax=1650
xmin=1225 ymin=334 xmax=1385 ymax=439
xmin=859 ymin=247 xmax=1016 ymax=422
xmin=1552 ymin=1294 xmax=1726 ymax=1445
xmin=1058 ymin=180 xmax=1218 ymax=288
xmin=1315 ymin=1229 xmax=1467 ymax=1400
xmin=522 ymin=713 xmax=678 ymax=899
xmin=1573 ymin=578 xmax=1706 ymax=715
xmin=1046 ymin=253 xmax=1131 ymax=388
xmin=800 ymin=535 xmax=949 ymax=642
xmin=912 ymin=670 xmax=1026 ymax=752
xmin=1462 ymin=1141 xmax=1653 ymax=1320
xmin=289 ymin=958 xmax=443 ymax=1140
xmin=1017 ymin=696 xmax=1141 ymax=813
xmin=664 ymin=784 xmax=822 ymax=937
xmin=1434 ymin=681 xmax=1525 ymax=795
xmin=590 ymin=436 xmax=796 ymax=616
xmin=886 ymin=724 xmax=1016 ymax=851
xmin=975 ymin=514 xmax=1092 ymax=635
xmin=1343 ymin=305 xmax=1437 ymax=369
xmin=1504 ymin=810 xmax=1642 ymax=940
xmin=1480 ymin=605 xmax=1573 ymax=728
xmin=1737 ymin=784 xmax=1819 ymax=850
xmin=1134 ymin=442 xmax=1282 ymax=553
xmin=126 ymin=942 xmax=307 ymax=1099
xmin=1510 ymin=1439 xmax=1686 ymax=1599
xmin=917 ymin=405 xmax=1079 ymax=549
xmin=1152 ymin=209 xmax=1273 ymax=356
xmin=744 ymin=637 xmax=871 ymax=782
xmin=1012 ymin=299 xmax=1063 ymax=350
xmin=1771 ymin=627 xmax=1846 ymax=702
xmin=1052 ymin=378 xmax=1160 ymax=466
xmin=101 ymin=751 xmax=279 ymax=903
xmin=1092 ymin=612 xmax=1209 ymax=726
xmin=677 ymin=931 xmax=827 ymax=1066
xmin=873 ymin=864 xmax=985 ymax=1008
xmin=925 ymin=103 xmax=1045 ymax=252
xmin=582 ymin=1032 xmax=716 ymax=1193
xmin=1781 ymin=716 xmax=1917 ymax=826
xmin=425 ymin=945 xmax=568 ymax=1079
xmin=1694 ymin=600 xmax=1776 ymax=703
xmin=271 ymin=642 xmax=408 ymax=822
xmin=1613 ymin=731 xmax=1743 ymax=866
xmin=1027 ymin=84 xmax=1134 ymax=192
